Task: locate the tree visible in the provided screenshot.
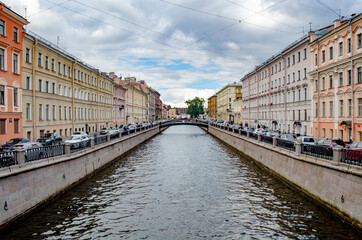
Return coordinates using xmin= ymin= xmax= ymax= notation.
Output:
xmin=185 ymin=97 xmax=205 ymax=118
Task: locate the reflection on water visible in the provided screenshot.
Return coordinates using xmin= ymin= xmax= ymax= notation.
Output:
xmin=4 ymin=126 xmax=361 ymax=239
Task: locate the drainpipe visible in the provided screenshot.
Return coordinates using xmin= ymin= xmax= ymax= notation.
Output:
xmin=349 ymin=19 xmax=354 ymax=142
xmin=280 ymin=54 xmax=287 ymax=133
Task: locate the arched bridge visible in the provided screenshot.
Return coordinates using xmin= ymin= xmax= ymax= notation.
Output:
xmin=159 ymin=119 xmax=208 ymax=129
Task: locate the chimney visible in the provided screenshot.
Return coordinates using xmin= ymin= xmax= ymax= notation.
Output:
xmin=334 ymin=19 xmax=341 ymax=28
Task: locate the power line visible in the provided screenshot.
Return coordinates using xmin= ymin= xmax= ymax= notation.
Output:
xmin=28 ymin=0 xmax=73 ymax=17
xmin=315 ymin=0 xmax=340 ymax=17
xmin=72 ymin=0 xmax=189 ymax=45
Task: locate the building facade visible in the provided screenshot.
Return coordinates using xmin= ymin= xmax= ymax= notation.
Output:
xmin=109 ymin=72 xmax=127 ymax=127
xmin=22 ymin=32 xmax=113 ymax=140
xmin=207 ymin=95 xmax=217 ymax=120
xmin=0 ymin=4 xmax=28 ymax=143
xmin=242 ymin=36 xmax=311 ymax=135
xmin=148 ymin=87 xmax=156 ymax=121
xmin=310 ymin=14 xmax=362 ymax=142
xmin=125 ymin=77 xmax=147 ymax=123
xmin=216 ymin=82 xmax=242 ymax=122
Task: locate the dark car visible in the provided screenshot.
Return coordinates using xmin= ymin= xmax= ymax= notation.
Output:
xmin=37 ymin=133 xmax=63 ymax=146
xmin=0 ymin=138 xmax=31 ymax=152
xmin=315 ymin=138 xmax=346 ymax=147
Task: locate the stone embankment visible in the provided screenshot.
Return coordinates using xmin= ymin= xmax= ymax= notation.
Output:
xmin=208 ymin=125 xmax=362 ymax=229
xmin=0 ymin=126 xmax=163 ymax=230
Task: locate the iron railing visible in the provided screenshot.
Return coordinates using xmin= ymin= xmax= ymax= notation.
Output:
xmin=301 ymin=144 xmax=333 ymax=160
xmin=249 ymin=132 xmax=258 ymax=140
xmin=276 ymin=139 xmax=296 ymax=151
xmin=342 ymin=149 xmax=362 ymax=166
xmin=260 ymin=135 xmax=273 ymax=145
xmin=0 ymin=151 xmax=15 ymax=168
xmin=240 ymin=130 xmax=247 ymax=136
xmin=25 ymin=145 xmax=66 ymax=162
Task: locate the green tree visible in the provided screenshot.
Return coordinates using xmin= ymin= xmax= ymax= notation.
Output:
xmin=185 ymin=97 xmax=205 ymax=118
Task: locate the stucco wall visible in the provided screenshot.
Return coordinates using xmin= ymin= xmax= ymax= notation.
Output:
xmin=208 ymin=126 xmax=362 ymax=229
xmin=0 ymin=127 xmax=161 ymax=229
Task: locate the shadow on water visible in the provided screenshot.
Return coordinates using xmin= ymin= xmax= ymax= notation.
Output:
xmin=3 ymin=126 xmax=361 ymax=239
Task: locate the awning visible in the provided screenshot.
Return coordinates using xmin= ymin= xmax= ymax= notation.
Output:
xmin=340 ymin=121 xmax=352 ymax=126
xmin=293 ymin=121 xmax=302 ymax=126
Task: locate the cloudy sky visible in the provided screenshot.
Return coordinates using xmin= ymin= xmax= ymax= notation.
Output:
xmin=6 ymin=0 xmax=361 ymax=107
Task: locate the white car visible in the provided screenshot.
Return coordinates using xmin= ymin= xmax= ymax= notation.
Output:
xmin=71 ymin=131 xmax=88 ymax=137
xmin=12 ymin=142 xmax=45 ymax=161
xmin=65 ymin=135 xmax=90 ymax=149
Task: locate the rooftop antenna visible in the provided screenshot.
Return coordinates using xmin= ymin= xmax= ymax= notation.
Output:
xmin=302 ymin=26 xmax=305 ymax=36
xmin=24 ymin=7 xmax=27 ymax=32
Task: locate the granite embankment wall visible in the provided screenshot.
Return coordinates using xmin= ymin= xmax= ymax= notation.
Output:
xmin=0 ymin=127 xmax=162 ymax=229
xmin=208 ymin=126 xmax=362 ymax=229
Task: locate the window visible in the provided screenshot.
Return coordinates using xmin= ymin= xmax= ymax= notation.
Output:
xmin=339 ymin=42 xmax=343 ymax=56
xmin=322 ymin=50 xmax=325 ymax=63
xmin=358 ymin=33 xmax=362 ymax=49
xmin=39 ymin=104 xmax=43 ymax=120
xmin=74 ymin=69 xmax=77 ymax=79
xmin=13 ymin=27 xmax=18 ymax=42
xmin=339 ymin=72 xmax=343 ymax=86
xmin=58 ymin=61 xmax=61 ymax=74
xmin=329 ymin=46 xmax=333 ymax=60
xmin=293 ymin=55 xmax=295 ymax=65
xmin=293 ymin=73 xmax=295 ymax=82
xmin=51 ymin=59 xmax=55 ymax=71
xmin=322 ymin=102 xmax=326 ymax=117
xmin=63 ymin=64 xmax=66 ymax=76
xmin=315 ymin=53 xmax=318 ymax=66
xmin=304 ymin=88 xmax=307 ymax=101
xmin=38 ymin=53 xmax=42 ymax=67
xmin=348 ymin=70 xmax=352 ymax=85
xmin=0 ymin=20 xmax=4 ymax=36
xmin=52 ymin=105 xmax=56 ymax=120
xmin=298 ymin=52 xmax=301 ymax=62
xmin=298 ymin=89 xmax=301 ymax=101
xmin=38 ymin=79 xmax=42 ymax=92
xmin=322 ymin=77 xmax=325 ymax=90
xmin=59 ymin=106 xmax=62 ymax=120
xmin=287 ymin=57 xmax=290 ymax=67
xmin=26 ymin=76 xmax=31 ymax=90
xmin=46 ymin=105 xmax=50 ymax=120
xmin=0 ymin=119 xmax=5 ymax=134
xmin=45 ymin=56 xmax=49 ymax=69
xmin=315 ymin=79 xmax=319 ymax=91
xmin=347 ymin=38 xmax=351 ymax=53
xmin=304 ymin=48 xmax=307 ymax=59
xmin=359 ymin=98 xmax=362 ymax=117
xmin=329 ymin=101 xmax=333 ymax=117
xmin=45 ymin=81 xmax=49 ymax=93
xmin=0 ymin=85 xmax=4 ymax=105
xmin=0 ymin=48 xmax=4 ymax=70
xmin=358 ymin=67 xmax=362 ymax=84
xmin=25 ymin=48 xmax=30 ymax=63
xmin=304 ymin=68 xmax=307 ymax=79
xmin=69 ymin=107 xmax=72 ymax=120
xmin=329 ymin=75 xmax=333 ymax=89
xmin=293 ymin=91 xmax=295 ymax=102
xmin=339 ymin=100 xmax=344 ymax=116
xmin=12 ymin=53 xmax=18 ymax=74
xmin=13 ymin=88 xmax=18 ymax=106
xmin=298 ymin=70 xmax=301 ymax=80
xmin=68 ymin=66 xmax=71 ymax=77
xmin=315 ymin=103 xmax=319 ymax=117
xmin=304 ymin=109 xmax=307 ymax=120
xmin=26 ymin=103 xmax=31 ymax=120
xmin=348 ymin=99 xmax=352 ymax=116
xmin=64 ymin=86 xmax=67 ymax=96
xmin=64 ymin=106 xmax=67 ymax=120
xmin=52 ymin=82 xmax=55 ymax=94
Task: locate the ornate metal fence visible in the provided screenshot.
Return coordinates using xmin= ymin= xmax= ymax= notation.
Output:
xmin=276 ymin=139 xmax=295 ymax=151
xmin=342 ymin=149 xmax=362 ymax=166
xmin=0 ymin=151 xmax=15 ymax=168
xmin=240 ymin=130 xmax=247 ymax=136
xmin=95 ymin=135 xmax=107 ymax=145
xmin=301 ymin=144 xmax=333 ymax=160
xmin=260 ymin=135 xmax=273 ymax=145
xmin=249 ymin=132 xmax=258 ymax=140
xmin=25 ymin=145 xmax=66 ymax=162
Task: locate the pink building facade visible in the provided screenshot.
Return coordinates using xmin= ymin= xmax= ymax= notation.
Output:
xmin=109 ymin=72 xmax=127 ymax=127
xmin=310 ymin=14 xmax=362 ymax=142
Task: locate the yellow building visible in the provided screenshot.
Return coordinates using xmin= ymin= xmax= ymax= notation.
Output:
xmin=125 ymin=77 xmax=148 ymax=123
xmin=216 ymin=82 xmax=242 ymax=122
xmin=207 ymin=95 xmax=217 ymax=120
xmin=22 ymin=32 xmax=113 ymax=140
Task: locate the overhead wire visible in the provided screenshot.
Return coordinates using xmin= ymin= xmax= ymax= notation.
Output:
xmin=28 ymin=0 xmax=73 ymax=17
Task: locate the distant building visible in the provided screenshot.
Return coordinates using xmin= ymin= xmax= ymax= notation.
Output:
xmin=208 ymin=95 xmax=217 ymax=120
xmin=109 ymin=72 xmax=127 ymax=127
xmin=0 ymin=3 xmax=28 ymax=143
xmin=216 ymin=82 xmax=242 ymax=122
xmin=125 ymin=77 xmax=148 ymax=123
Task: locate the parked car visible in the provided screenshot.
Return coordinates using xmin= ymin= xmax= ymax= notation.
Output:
xmin=65 ymin=135 xmax=90 ymax=149
xmin=296 ymin=136 xmax=316 ymax=145
xmin=346 ymin=142 xmax=362 ymax=149
xmin=243 ymin=127 xmax=254 ymax=132
xmin=71 ymin=131 xmax=88 ymax=137
xmin=266 ymin=132 xmax=280 ymax=137
xmin=0 ymin=138 xmax=31 ymax=152
xmin=280 ymin=134 xmax=296 ymax=142
xmin=100 ymin=128 xmax=119 ymax=136
xmin=315 ymin=138 xmax=346 ymax=147
xmin=37 ymin=133 xmax=63 ymax=146
xmin=12 ymin=142 xmax=45 ymax=161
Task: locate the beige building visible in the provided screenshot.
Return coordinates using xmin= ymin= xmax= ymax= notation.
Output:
xmin=216 ymin=82 xmax=243 ymax=122
xmin=22 ymin=32 xmax=113 ymax=140
xmin=125 ymin=77 xmax=148 ymax=123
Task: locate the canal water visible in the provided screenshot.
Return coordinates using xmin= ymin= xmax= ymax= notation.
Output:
xmin=3 ymin=126 xmax=361 ymax=239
